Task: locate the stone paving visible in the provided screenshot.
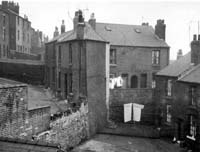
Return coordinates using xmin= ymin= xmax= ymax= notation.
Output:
xmin=72 ymin=134 xmax=185 ymax=152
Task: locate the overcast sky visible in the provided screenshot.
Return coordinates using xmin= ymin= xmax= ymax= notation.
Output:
xmin=12 ymin=0 xmax=200 ymax=60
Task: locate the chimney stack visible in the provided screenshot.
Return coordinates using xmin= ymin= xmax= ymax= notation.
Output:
xmin=191 ymin=34 xmax=200 ymax=65
xmin=53 ymin=26 xmax=59 ymax=38
xmin=61 ymin=20 xmax=65 ymax=34
xmin=177 ymin=49 xmax=183 ymax=60
xmin=88 ymin=13 xmax=96 ymax=30
xmin=155 ymin=19 xmax=166 ymax=40
xmin=74 ymin=10 xmax=85 ymax=39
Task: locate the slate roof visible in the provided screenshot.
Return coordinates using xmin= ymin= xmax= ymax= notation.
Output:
xmin=0 ymin=77 xmax=27 ymax=88
xmin=95 ymin=22 xmax=169 ymax=47
xmin=0 ymin=137 xmax=58 ymax=152
xmin=156 ymin=52 xmax=192 ymax=77
xmin=47 ymin=30 xmax=73 ymax=43
xmin=58 ymin=23 xmax=107 ymax=43
xmin=178 ymin=64 xmax=200 ymax=84
xmin=48 ymin=23 xmax=107 ymax=44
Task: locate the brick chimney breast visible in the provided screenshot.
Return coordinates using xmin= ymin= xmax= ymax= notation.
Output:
xmin=155 ymin=19 xmax=166 ymax=40
xmin=88 ymin=13 xmax=96 ymax=30
xmin=75 ymin=10 xmax=85 ymax=39
xmin=61 ymin=20 xmax=65 ymax=34
xmin=191 ymin=34 xmax=200 ymax=65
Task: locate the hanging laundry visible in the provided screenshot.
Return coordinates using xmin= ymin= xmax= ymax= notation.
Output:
xmin=124 ymin=103 xmax=132 ymax=122
xmin=116 ymin=76 xmax=123 ymax=87
xmin=133 ymin=103 xmax=144 ymax=122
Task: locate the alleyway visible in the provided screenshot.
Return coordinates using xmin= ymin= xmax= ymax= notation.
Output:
xmin=72 ymin=134 xmax=184 ymax=152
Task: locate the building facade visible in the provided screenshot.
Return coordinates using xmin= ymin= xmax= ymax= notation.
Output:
xmin=89 ymin=15 xmax=169 ymax=124
xmin=0 ymin=1 xmax=47 ymax=60
xmin=0 ymin=8 xmax=9 ymax=58
xmin=155 ymin=35 xmax=200 ymax=151
xmin=45 ymin=10 xmax=109 ymax=136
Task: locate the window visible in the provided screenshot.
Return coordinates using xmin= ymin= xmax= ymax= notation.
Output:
xmin=166 ymin=79 xmax=172 ymax=96
xmin=3 ymin=14 xmax=6 ymax=26
xmin=27 ymin=33 xmax=29 ymax=43
xmin=69 ymin=73 xmax=73 ymax=93
xmin=3 ymin=28 xmax=6 ymax=41
xmin=69 ymin=43 xmax=72 ymax=64
xmin=17 ymin=17 xmax=20 ymax=25
xmin=3 ymin=45 xmax=5 ymax=57
xmin=189 ymin=115 xmax=196 ymax=138
xmin=121 ymin=74 xmax=128 ymax=88
xmin=58 ymin=45 xmax=61 ymax=62
xmin=52 ymin=67 xmax=55 ymax=82
xmin=166 ymin=105 xmax=172 ymax=123
xmin=58 ymin=72 xmax=61 ymax=89
xmin=23 ymin=32 xmax=25 ymax=41
xmin=152 ymin=50 xmax=160 ymax=65
xmin=131 ymin=75 xmax=138 ymax=88
xmin=189 ymin=86 xmax=196 ymax=105
xmin=140 ymin=73 xmax=147 ymax=88
xmin=152 ymin=73 xmax=156 ymax=88
xmin=18 ymin=30 xmax=20 ymax=40
xmin=0 ymin=44 xmax=1 ymax=58
xmin=110 ymin=48 xmax=117 ymax=64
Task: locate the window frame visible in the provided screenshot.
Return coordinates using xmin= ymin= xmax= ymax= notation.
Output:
xmin=166 ymin=79 xmax=172 ymax=97
xmin=152 ymin=50 xmax=160 ymax=65
xmin=110 ymin=48 xmax=117 ymax=65
xmin=69 ymin=43 xmax=72 ymax=64
xmin=166 ymin=105 xmax=172 ymax=123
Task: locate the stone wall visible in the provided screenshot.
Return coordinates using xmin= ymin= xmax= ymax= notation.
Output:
xmin=0 ymin=85 xmax=51 ymax=139
xmin=42 ymin=103 xmax=89 ymax=151
xmin=0 ymin=61 xmax=44 ymax=85
xmin=109 ymin=88 xmax=155 ymax=125
xmin=27 ymin=106 xmax=51 ymax=136
xmin=0 ymin=86 xmax=28 ymax=138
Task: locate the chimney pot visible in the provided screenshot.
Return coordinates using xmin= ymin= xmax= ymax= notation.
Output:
xmin=193 ymin=34 xmax=197 ymax=41
xmin=198 ymin=34 xmax=200 ymax=41
xmin=88 ymin=13 xmax=96 ymax=30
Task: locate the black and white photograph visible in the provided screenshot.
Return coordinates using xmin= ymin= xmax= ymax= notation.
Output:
xmin=0 ymin=0 xmax=200 ymax=151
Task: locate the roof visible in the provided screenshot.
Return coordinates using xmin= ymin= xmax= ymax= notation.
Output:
xmin=0 ymin=77 xmax=27 ymax=88
xmin=178 ymin=64 xmax=200 ymax=84
xmin=47 ymin=30 xmax=73 ymax=43
xmin=157 ymin=52 xmax=192 ymax=77
xmin=48 ymin=23 xmax=107 ymax=44
xmin=58 ymin=23 xmax=107 ymax=43
xmin=0 ymin=137 xmax=58 ymax=152
xmin=95 ymin=22 xmax=169 ymax=47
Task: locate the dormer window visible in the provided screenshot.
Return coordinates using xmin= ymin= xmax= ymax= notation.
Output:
xmin=134 ymin=28 xmax=141 ymax=33
xmin=105 ymin=26 xmax=112 ymax=31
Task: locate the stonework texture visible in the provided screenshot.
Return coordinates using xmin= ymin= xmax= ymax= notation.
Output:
xmin=0 ymin=86 xmax=28 ymax=138
xmin=45 ymin=103 xmax=89 ymax=151
xmin=0 ymin=85 xmax=51 ymax=139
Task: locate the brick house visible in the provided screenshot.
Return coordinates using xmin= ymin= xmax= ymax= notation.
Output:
xmin=89 ymin=15 xmax=170 ymax=123
xmin=0 ymin=8 xmax=9 ymax=58
xmin=155 ymin=35 xmax=200 ymax=151
xmin=45 ymin=10 xmax=109 ymax=136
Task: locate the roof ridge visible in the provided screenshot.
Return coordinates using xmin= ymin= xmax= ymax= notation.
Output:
xmin=96 ymin=22 xmax=150 ymax=27
xmin=178 ymin=63 xmax=200 ymax=81
xmin=86 ymin=23 xmax=108 ymax=42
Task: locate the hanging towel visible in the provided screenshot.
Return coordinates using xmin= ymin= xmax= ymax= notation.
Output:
xmin=124 ymin=103 xmax=132 ymax=122
xmin=133 ymin=103 xmax=144 ymax=122
xmin=116 ymin=76 xmax=123 ymax=87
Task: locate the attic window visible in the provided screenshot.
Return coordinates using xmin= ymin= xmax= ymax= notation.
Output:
xmin=134 ymin=28 xmax=141 ymax=33
xmin=105 ymin=26 xmax=112 ymax=31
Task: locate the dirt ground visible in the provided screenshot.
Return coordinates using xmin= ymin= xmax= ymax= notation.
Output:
xmin=72 ymin=134 xmax=184 ymax=152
